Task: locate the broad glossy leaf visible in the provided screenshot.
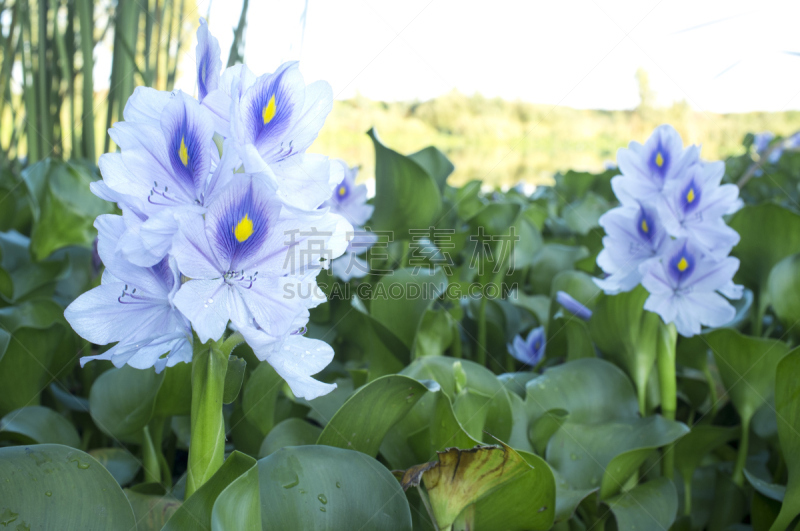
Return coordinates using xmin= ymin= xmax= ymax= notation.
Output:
xmin=89 ymin=366 xmax=165 ymax=442
xmin=0 ymin=406 xmax=80 ymax=447
xmin=547 ymin=416 xmax=688 ymax=497
xmin=552 ymin=468 xmax=596 ymax=523
xmin=525 ymin=358 xmax=638 ymax=424
xmin=22 ymin=159 xmax=113 ymax=260
xmin=562 ymin=192 xmax=610 ymax=235
xmin=473 ymin=450 xmax=556 ymax=531
xmin=729 ymin=203 xmax=800 ymax=298
xmin=89 ymin=448 xmax=141 ymax=486
xmin=164 ymin=451 xmax=256 ymax=531
xmin=0 ymin=300 xmax=68 ymax=415
xmin=396 ymin=443 xmax=536 ymax=529
xmin=124 ymin=489 xmax=182 ymax=531
xmin=242 ymin=361 xmax=283 ymax=439
xmin=408 ymin=146 xmax=454 ymax=192
xmin=211 ymin=463 xmax=261 ymax=530
xmin=402 ymin=356 xmax=513 ymax=443
xmin=770 ymin=347 xmax=800 ymax=530
xmin=317 ymin=375 xmax=435 ymax=457
xmin=528 ymin=244 xmax=589 ymax=295
xmin=604 ymin=477 xmax=678 ymax=531
xmin=371 ymin=268 xmax=447 ymax=349
xmin=674 ymin=425 xmax=738 ymax=487
xmin=0 ymin=444 xmax=136 ymax=529
xmin=153 ymin=362 xmax=192 ymax=417
xmin=369 ymin=128 xmax=441 ymax=235
xmin=589 ymin=287 xmax=662 ymax=411
xmin=412 ymin=308 xmax=454 ymax=357
xmin=0 ymin=231 xmax=69 ymax=303
xmin=259 ymin=418 xmax=322 ymax=458
xmin=744 ymin=469 xmax=785 ymax=502
xmin=706 ymin=329 xmax=789 ymax=425
xmin=766 ymin=253 xmax=800 ymax=331
xmin=215 ymin=445 xmax=411 ymax=530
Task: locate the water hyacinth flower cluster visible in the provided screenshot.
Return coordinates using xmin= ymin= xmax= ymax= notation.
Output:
xmin=595 ymin=125 xmax=743 ymax=337
xmin=64 ymin=19 xmax=353 ymax=400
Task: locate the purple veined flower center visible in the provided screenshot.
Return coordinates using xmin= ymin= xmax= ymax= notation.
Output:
xmin=336 ymin=180 xmax=350 ymax=201
xmin=214 ymin=183 xmax=271 ymax=269
xmin=223 ymin=269 xmax=259 ymax=288
xmin=668 ymin=246 xmax=695 ymax=285
xmin=637 ymin=208 xmax=655 ymax=242
xmin=167 ymin=107 xmax=205 ymax=197
xmin=649 ymin=142 xmax=670 ymax=179
xmin=680 ymin=179 xmax=701 ymax=215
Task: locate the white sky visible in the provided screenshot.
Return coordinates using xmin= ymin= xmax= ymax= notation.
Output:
xmin=175 ymin=0 xmax=800 ymax=113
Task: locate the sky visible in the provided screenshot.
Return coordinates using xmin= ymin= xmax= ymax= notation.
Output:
xmin=178 ymin=0 xmax=800 ymax=113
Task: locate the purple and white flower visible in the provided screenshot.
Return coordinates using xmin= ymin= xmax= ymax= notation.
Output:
xmin=595 ymin=203 xmax=669 ymax=294
xmin=508 ymin=326 xmax=546 ymax=366
xmin=65 ymin=215 xmax=191 ymax=373
xmin=641 ymin=238 xmax=742 ymax=337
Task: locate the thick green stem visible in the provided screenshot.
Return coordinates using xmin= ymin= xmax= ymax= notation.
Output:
xmin=657 ymin=322 xmax=677 ymax=479
xmin=683 ymin=476 xmax=692 ymax=516
xmin=186 ymin=339 xmax=228 ymax=499
xmin=732 ymin=416 xmax=750 ymax=487
xmin=142 ymin=425 xmax=160 ymax=484
xmin=637 ymin=381 xmax=648 ymax=418
xmin=476 ymin=294 xmax=487 ymax=366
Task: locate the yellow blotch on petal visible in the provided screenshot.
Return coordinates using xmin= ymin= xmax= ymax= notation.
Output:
xmin=179 ymin=137 xmax=189 ymax=166
xmin=677 ymin=257 xmax=689 ymax=272
xmin=234 ymin=214 xmax=254 ymax=243
xmin=686 ymin=188 xmax=696 ymax=203
xmin=262 ymin=95 xmax=277 ymax=125
xmin=641 ymin=219 xmax=649 ymax=233
xmin=655 ymin=152 xmax=664 ymax=167
xmin=338 ymin=186 xmax=347 ymax=197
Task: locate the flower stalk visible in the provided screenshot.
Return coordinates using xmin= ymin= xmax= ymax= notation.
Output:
xmin=186 ymin=336 xmax=228 ymax=499
xmin=656 ymin=321 xmax=678 ymax=479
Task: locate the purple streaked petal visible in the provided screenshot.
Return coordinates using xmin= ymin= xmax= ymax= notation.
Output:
xmin=241 ymin=62 xmax=304 ymax=155
xmin=205 ymin=177 xmax=279 ymax=271
xmin=160 ymin=91 xmax=215 ymax=199
xmin=196 ymin=18 xmax=221 ymax=101
xmin=172 ymin=211 xmax=226 ymax=278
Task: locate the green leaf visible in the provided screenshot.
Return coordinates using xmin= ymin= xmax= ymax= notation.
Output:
xmin=706 ymin=329 xmax=789 ymax=426
xmin=604 ymin=477 xmax=678 ymax=531
xmin=396 ymin=443 xmax=534 ymax=530
xmin=215 ymin=445 xmax=411 ymax=530
xmin=223 ymin=356 xmax=247 ymax=404
xmin=589 ymin=287 xmax=662 ymax=413
xmin=89 ymin=366 xmax=165 ymax=442
xmin=562 ymin=192 xmax=610 ymax=235
xmin=259 ymin=418 xmax=322 ymax=458
xmin=730 ymin=203 xmax=800 ymax=297
xmin=124 ymin=489 xmax=182 ymax=531
xmin=412 ymin=308 xmax=454 ymax=357
xmin=0 ymin=406 xmax=80 ymax=447
xmin=0 ymin=300 xmax=68 ymax=415
xmin=88 ymin=448 xmax=141 ymax=486
xmin=22 ymin=159 xmax=113 ymax=260
xmin=547 ymin=416 xmax=688 ymax=497
xmin=674 ymin=425 xmax=738 ymax=487
xmin=552 ymin=468 xmax=596 ymax=523
xmin=0 ymin=444 xmax=136 ymax=529
xmin=242 ymin=361 xmax=283 ymax=439
xmin=766 ymin=253 xmax=800 ymax=332
xmin=402 ymin=356 xmax=513 ymax=443
xmin=0 ymin=231 xmax=69 ymax=303
xmin=153 ymin=362 xmax=192 ymax=417
xmin=744 ymin=469 xmax=786 ymax=503
xmin=770 ymin=347 xmax=800 ymax=530
xmin=525 ymin=358 xmax=639 ymax=424
xmin=164 ymin=451 xmax=256 ymax=531
xmin=369 ymin=128 xmax=441 ymax=235
xmin=211 ymin=463 xmax=261 ymax=530
xmin=528 ymin=244 xmax=589 ymax=294
xmin=408 ymin=146 xmax=454 ymax=192
xmin=473 ymin=450 xmax=556 ymax=531
xmin=317 ymin=375 xmax=435 ymax=457
xmin=371 ymin=268 xmax=447 ymax=349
